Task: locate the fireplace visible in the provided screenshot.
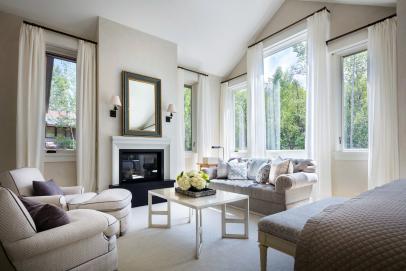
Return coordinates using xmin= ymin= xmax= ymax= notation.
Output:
xmin=119 ymin=149 xmax=164 ymax=184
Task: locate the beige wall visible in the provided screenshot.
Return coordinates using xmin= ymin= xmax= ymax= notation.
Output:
xmin=397 ymin=0 xmax=406 ymax=178
xmin=0 ymin=11 xmax=21 ymax=173
xmin=43 ymin=162 xmax=77 ymax=187
xmin=225 ymin=0 xmax=395 ymax=197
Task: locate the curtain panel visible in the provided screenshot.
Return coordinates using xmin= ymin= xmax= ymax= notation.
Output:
xmin=247 ymin=43 xmax=266 ymax=158
xmin=368 ymin=18 xmax=399 ymax=189
xmin=196 ymin=75 xmax=212 ymax=163
xmin=219 ymin=82 xmax=233 ymax=161
xmin=76 ymin=40 xmax=97 ymax=192
xmin=174 ymin=69 xmax=186 ymax=175
xmin=17 ymin=25 xmax=46 ymax=170
xmin=306 ymin=10 xmax=332 ymax=198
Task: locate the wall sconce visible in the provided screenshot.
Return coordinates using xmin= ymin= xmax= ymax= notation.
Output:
xmin=166 ymin=104 xmax=176 ymax=122
xmin=110 ymin=96 xmax=122 ymax=118
xmin=212 ymin=145 xmax=224 ymax=161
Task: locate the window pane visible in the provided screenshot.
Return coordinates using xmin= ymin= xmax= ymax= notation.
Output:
xmin=184 ymin=85 xmax=192 ymax=151
xmin=342 ymin=51 xmax=368 ymax=149
xmin=45 ymin=56 xmax=76 ymax=150
xmin=264 ymin=41 xmax=307 ymax=150
xmin=234 ymin=88 xmax=247 ymax=151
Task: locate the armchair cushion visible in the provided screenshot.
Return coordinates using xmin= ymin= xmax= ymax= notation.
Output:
xmin=33 ymin=179 xmax=63 ymax=196
xmin=60 ymin=185 xmax=84 ymax=195
xmin=24 ymin=195 xmax=66 ymax=209
xmin=275 ymin=172 xmax=318 ymax=192
xmin=20 ymin=197 xmax=70 ymax=232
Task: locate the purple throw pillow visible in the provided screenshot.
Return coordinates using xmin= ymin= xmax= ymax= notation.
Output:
xmin=20 ymin=197 xmax=70 ymax=232
xmin=33 ymin=179 xmax=63 ymax=196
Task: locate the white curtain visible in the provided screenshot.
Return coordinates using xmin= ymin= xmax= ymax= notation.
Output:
xmin=266 ymin=79 xmax=281 ymax=150
xmin=17 ymin=25 xmax=46 ymax=170
xmin=174 ymin=69 xmax=186 ymax=174
xmin=76 ymin=40 xmax=97 ymax=192
xmin=368 ymin=18 xmax=399 ymax=189
xmin=196 ymin=75 xmax=212 ymax=162
xmin=247 ymin=43 xmax=266 ymax=157
xmin=219 ymin=82 xmax=233 ymax=160
xmin=306 ymin=10 xmax=332 ymax=198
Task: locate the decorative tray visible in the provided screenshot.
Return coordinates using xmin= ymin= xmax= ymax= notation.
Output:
xmin=175 ymin=187 xmax=216 ymax=198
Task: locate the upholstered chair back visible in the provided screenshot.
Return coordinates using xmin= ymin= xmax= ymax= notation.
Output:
xmin=0 ymin=168 xmax=45 ymax=196
xmin=0 ymin=187 xmax=36 ymax=243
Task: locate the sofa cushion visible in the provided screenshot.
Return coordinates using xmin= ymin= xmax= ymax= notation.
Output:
xmin=20 ymin=197 xmax=70 ymax=232
xmin=289 ymin=159 xmax=316 ymax=173
xmin=255 ymin=163 xmax=271 ymax=184
xmin=247 ymin=159 xmax=269 ymax=180
xmin=258 ymin=197 xmax=347 ymax=243
xmin=217 ymin=160 xmax=228 ymax=179
xmin=269 ymin=159 xmax=293 ymax=185
xmin=68 ymin=189 xmax=131 ymax=211
xmin=227 ymin=160 xmax=248 ymax=180
xmin=33 ymin=179 xmax=63 ymax=196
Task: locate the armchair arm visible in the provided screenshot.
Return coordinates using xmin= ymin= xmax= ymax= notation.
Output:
xmin=24 ymin=195 xmax=67 ymax=210
xmin=61 ymin=185 xmax=84 ymax=195
xmin=4 ymin=209 xmax=108 ymax=261
xmin=275 ymin=172 xmax=317 ymax=193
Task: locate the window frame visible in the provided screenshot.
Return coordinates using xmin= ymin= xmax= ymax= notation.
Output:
xmin=331 ymin=41 xmax=369 ymax=160
xmin=229 ymin=81 xmax=248 ymax=156
xmin=44 ymin=51 xmax=77 ymax=162
xmin=184 ymin=84 xmax=193 ymax=153
xmin=263 ymin=30 xmax=308 ymax=157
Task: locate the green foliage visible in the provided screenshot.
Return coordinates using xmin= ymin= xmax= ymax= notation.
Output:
xmin=234 ymin=89 xmax=248 ymax=151
xmin=46 ymin=58 xmax=76 ymax=150
xmin=342 ymin=51 xmax=368 ymax=149
xmin=184 ymin=86 xmax=192 ymax=151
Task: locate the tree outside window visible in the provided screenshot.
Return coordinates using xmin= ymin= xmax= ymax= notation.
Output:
xmin=184 ymin=85 xmax=193 ymax=151
xmin=234 ymin=88 xmax=248 ymax=151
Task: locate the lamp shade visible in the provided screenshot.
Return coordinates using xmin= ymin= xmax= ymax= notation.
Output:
xmin=167 ymin=104 xmax=176 ymax=113
xmin=111 ymin=96 xmax=122 ymax=107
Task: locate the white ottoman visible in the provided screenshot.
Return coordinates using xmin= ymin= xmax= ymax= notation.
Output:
xmin=68 ymin=189 xmax=132 ymax=235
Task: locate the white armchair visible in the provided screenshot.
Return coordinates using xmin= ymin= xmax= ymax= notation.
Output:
xmin=0 ymin=168 xmax=132 ymax=235
xmin=0 ymin=187 xmax=118 ymax=271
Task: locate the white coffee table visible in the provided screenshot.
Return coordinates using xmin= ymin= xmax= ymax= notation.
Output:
xmin=148 ymin=188 xmax=249 ymax=259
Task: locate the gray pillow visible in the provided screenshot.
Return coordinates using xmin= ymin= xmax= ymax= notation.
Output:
xmin=20 ymin=197 xmax=70 ymax=232
xmin=255 ymin=163 xmax=271 ymax=184
xmin=227 ymin=160 xmax=248 ymax=180
xmin=216 ymin=160 xmax=228 ymax=179
xmin=33 ymin=179 xmax=63 ymax=196
xmin=247 ymin=158 xmax=269 ymax=180
xmin=268 ymin=159 xmax=293 ymax=185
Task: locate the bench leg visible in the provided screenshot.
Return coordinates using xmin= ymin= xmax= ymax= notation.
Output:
xmin=259 ymin=244 xmax=268 ymax=271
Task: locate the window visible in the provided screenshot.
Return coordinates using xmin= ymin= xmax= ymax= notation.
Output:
xmin=184 ymin=85 xmax=193 ymax=151
xmin=233 ymin=86 xmax=248 ymax=151
xmin=264 ymin=40 xmax=307 ymax=151
xmin=341 ymin=50 xmax=368 ymax=150
xmin=45 ymin=53 xmax=77 ymax=151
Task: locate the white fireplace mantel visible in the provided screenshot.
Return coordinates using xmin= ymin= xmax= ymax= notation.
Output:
xmin=111 ymin=136 xmax=171 ymax=185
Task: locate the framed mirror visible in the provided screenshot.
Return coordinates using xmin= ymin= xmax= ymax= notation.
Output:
xmin=122 ymin=71 xmax=162 ymax=137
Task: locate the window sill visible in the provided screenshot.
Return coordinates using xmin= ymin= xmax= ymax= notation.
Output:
xmin=266 ymin=150 xmax=307 ymax=159
xmin=334 ymin=151 xmax=368 ymax=161
xmin=44 ymin=150 xmax=76 ymax=163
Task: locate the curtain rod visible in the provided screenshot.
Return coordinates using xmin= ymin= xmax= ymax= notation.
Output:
xmin=178 ymin=66 xmax=208 ymax=77
xmin=221 ymin=73 xmax=247 ymax=84
xmin=23 ymin=20 xmax=98 ymax=45
xmin=248 ymin=7 xmax=330 ymax=49
xmin=326 ymin=13 xmax=396 ymax=45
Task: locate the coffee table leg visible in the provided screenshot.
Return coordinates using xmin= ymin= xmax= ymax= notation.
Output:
xmin=148 ymin=192 xmax=171 ymax=228
xmin=222 ymin=199 xmax=249 ymax=239
xmin=195 ymin=208 xmax=202 ymax=259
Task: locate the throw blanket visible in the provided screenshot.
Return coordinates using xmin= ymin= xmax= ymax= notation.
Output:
xmin=295 ymin=180 xmax=406 ymax=271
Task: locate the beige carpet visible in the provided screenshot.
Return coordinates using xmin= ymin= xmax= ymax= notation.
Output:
xmin=117 ymin=202 xmax=293 ymax=271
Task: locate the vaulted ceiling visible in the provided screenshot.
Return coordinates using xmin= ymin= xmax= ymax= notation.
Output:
xmin=0 ymin=0 xmax=285 ymax=77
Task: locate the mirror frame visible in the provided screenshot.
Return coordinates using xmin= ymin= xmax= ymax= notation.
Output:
xmin=122 ymin=71 xmax=162 ymax=137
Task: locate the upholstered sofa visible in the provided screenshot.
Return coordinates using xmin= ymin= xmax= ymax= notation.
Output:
xmin=0 ymin=168 xmax=132 ymax=235
xmin=0 ymin=187 xmax=118 ymax=271
xmin=206 ymin=158 xmax=317 ymax=215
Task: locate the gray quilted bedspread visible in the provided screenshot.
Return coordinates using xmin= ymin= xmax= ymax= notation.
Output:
xmin=295 ymin=179 xmax=406 ymax=271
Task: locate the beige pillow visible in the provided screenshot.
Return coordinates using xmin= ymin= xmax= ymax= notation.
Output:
xmin=268 ymin=160 xmax=293 ymax=185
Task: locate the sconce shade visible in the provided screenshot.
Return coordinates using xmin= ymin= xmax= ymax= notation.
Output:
xmin=167 ymin=104 xmax=176 ymax=113
xmin=111 ymin=95 xmax=122 ymax=107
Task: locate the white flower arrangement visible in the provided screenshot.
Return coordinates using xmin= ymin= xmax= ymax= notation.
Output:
xmin=176 ymin=170 xmax=210 ymax=191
